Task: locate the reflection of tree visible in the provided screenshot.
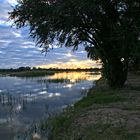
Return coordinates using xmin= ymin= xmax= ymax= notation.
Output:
xmin=37 ymin=78 xmax=70 ymax=84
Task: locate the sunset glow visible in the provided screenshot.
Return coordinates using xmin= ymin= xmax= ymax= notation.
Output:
xmin=47 ymin=72 xmax=102 ymax=83
xmin=36 ymin=59 xmax=102 ymax=69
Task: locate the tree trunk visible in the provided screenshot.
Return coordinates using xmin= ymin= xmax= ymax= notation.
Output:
xmin=103 ymin=58 xmax=128 ymax=88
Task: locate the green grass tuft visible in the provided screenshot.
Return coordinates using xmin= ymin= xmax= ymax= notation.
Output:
xmin=75 ymin=90 xmax=125 ymax=108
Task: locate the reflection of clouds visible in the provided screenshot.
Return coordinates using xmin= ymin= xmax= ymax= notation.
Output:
xmin=25 ymin=85 xmax=33 ymax=88
xmin=33 ymin=89 xmax=40 ymax=92
xmin=82 ymin=87 xmax=86 ymax=90
xmin=22 ymin=91 xmax=61 ymax=101
xmin=0 ymin=72 xmax=98 ymax=139
xmin=15 ymin=104 xmax=22 ymax=112
xmin=48 ymin=93 xmax=61 ymax=98
xmin=0 ymin=89 xmax=3 ymax=93
xmin=38 ymin=91 xmax=47 ymax=95
xmin=63 ymin=84 xmax=73 ymax=88
xmin=32 ymin=133 xmax=41 ymax=139
xmin=14 ymin=82 xmax=21 ymax=86
xmin=0 ymin=117 xmax=24 ymax=128
xmin=0 ymin=118 xmax=7 ymax=124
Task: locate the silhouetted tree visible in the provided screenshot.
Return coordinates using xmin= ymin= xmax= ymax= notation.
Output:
xmin=18 ymin=66 xmax=31 ymax=71
xmin=9 ymin=0 xmax=140 ymax=88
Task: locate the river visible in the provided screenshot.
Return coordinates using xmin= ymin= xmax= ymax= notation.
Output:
xmin=0 ymin=71 xmax=101 ymax=140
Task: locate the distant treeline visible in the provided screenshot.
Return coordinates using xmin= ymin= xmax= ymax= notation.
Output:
xmin=0 ymin=67 xmax=31 ymax=72
xmin=0 ymin=67 xmax=101 ymax=72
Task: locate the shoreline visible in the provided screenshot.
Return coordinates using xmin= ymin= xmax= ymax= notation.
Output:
xmin=0 ymin=69 xmax=101 ymax=77
xmin=41 ymin=73 xmax=140 ymax=140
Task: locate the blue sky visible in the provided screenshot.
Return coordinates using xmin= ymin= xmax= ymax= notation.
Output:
xmin=0 ymin=0 xmax=99 ymax=69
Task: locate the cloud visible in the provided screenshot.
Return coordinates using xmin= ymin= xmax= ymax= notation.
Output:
xmin=0 ymin=0 xmax=97 ymax=69
xmin=6 ymin=0 xmax=18 ymax=6
xmin=36 ymin=59 xmax=101 ymax=69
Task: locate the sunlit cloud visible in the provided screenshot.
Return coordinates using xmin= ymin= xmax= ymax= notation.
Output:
xmin=37 ymin=59 xmax=101 ymax=69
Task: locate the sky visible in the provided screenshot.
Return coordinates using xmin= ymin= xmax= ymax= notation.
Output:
xmin=0 ymin=0 xmax=100 ymax=69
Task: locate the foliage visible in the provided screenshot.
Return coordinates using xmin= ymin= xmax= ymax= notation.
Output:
xmin=9 ymin=0 xmax=140 ymax=87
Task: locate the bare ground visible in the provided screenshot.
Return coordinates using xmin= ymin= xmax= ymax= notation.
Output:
xmin=67 ymin=74 xmax=140 ymax=139
xmin=47 ymin=73 xmax=140 ymax=140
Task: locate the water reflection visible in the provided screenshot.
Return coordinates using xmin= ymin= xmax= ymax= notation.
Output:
xmin=47 ymin=71 xmax=101 ymax=83
xmin=0 ymin=71 xmax=101 ymax=140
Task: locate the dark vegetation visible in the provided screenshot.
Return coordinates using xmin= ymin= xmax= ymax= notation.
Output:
xmin=0 ymin=67 xmax=54 ymax=77
xmin=9 ymin=0 xmax=140 ymax=88
xmin=0 ymin=67 xmax=101 ymax=77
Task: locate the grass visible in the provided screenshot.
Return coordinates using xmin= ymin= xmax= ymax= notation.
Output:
xmin=75 ymin=89 xmax=125 ymax=108
xmin=39 ymin=74 xmax=140 ymax=140
xmin=0 ymin=70 xmax=55 ymax=77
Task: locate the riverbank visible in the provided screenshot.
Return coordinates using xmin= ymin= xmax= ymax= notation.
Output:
xmin=0 ymin=69 xmax=100 ymax=77
xmin=0 ymin=70 xmax=55 ymax=77
xmin=42 ymin=73 xmax=140 ymax=140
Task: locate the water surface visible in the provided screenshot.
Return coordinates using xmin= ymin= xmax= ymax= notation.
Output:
xmin=0 ymin=71 xmax=101 ymax=140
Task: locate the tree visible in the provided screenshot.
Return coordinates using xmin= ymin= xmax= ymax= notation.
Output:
xmin=18 ymin=66 xmax=31 ymax=71
xmin=9 ymin=0 xmax=140 ymax=88
xmin=129 ymin=41 xmax=140 ymax=72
